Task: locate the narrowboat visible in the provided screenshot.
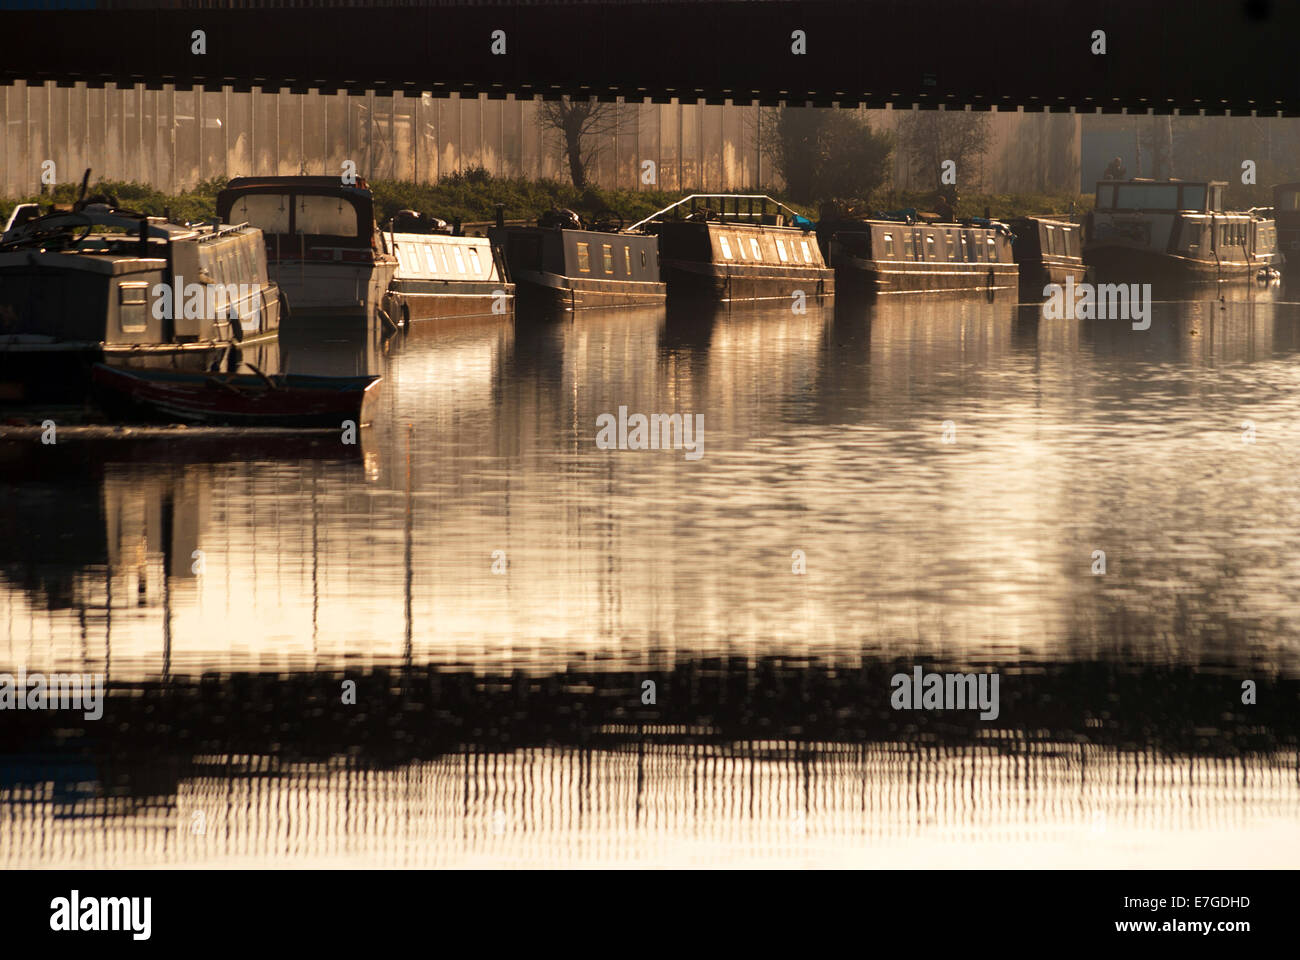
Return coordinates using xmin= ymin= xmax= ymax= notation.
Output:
xmin=633 ymin=195 xmax=832 ymax=303
xmin=1271 ymin=182 xmax=1300 ymax=276
xmin=1006 ymin=216 xmax=1086 ymax=297
xmin=216 ymin=176 xmax=398 ymax=326
xmin=1084 ymin=178 xmax=1278 ymax=285
xmin=818 ymin=211 xmax=1017 ymax=296
xmin=91 ymin=363 xmax=381 ymax=428
xmin=381 ymin=210 xmax=514 ymax=326
xmin=489 ymin=208 xmax=664 ymax=312
xmin=0 ymin=198 xmax=280 ymax=404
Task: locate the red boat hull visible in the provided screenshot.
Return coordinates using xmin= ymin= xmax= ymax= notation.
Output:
xmin=91 ymin=364 xmax=381 ymax=428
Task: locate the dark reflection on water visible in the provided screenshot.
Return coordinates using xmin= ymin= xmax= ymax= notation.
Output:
xmin=3 ymin=291 xmax=1300 ymax=866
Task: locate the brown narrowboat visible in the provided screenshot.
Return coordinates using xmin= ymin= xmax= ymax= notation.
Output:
xmin=632 ymin=195 xmax=833 ymax=304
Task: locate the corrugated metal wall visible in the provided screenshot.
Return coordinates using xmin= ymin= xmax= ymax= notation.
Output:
xmin=0 ymin=81 xmax=1081 ymax=197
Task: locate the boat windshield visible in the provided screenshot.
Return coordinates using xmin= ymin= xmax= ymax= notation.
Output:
xmin=1276 ymin=188 xmax=1300 ymax=211
xmin=1101 ymin=182 xmax=1209 ymax=212
xmin=225 ymin=192 xmax=360 ymax=237
xmin=295 ymin=195 xmax=359 ymax=237
xmin=1109 ymin=183 xmax=1181 ymax=211
xmin=227 ymin=194 xmax=291 ymax=233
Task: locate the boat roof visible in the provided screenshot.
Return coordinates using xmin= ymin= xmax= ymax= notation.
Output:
xmin=222 ymin=175 xmax=374 ymax=196
xmin=1096 ymin=178 xmax=1227 ymax=188
xmin=1 ymin=207 xmax=194 ymax=242
xmin=1 ymin=204 xmax=260 ymax=251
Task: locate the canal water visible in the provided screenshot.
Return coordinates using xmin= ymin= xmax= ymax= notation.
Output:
xmin=2 ymin=291 xmax=1298 ymax=867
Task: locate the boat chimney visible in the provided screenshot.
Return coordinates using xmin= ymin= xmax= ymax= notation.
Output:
xmin=495 ymin=203 xmax=505 ymax=229
xmin=138 ymin=217 xmax=149 ymax=256
xmin=453 ymin=217 xmax=462 ymax=237
xmin=984 ymin=206 xmax=990 ymax=221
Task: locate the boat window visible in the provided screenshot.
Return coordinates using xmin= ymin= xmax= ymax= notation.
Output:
xmin=439 ymin=245 xmax=452 ymax=272
xmin=118 ymin=282 xmax=149 ymax=333
xmin=911 ymin=230 xmax=922 ymax=259
xmin=800 ymin=239 xmax=813 ymax=263
xmin=1180 ymin=185 xmax=1206 ymax=211
xmin=1114 ymin=183 xmax=1181 ymax=212
xmin=944 ymin=231 xmax=956 ymax=262
xmin=576 ymin=242 xmax=591 ymax=272
xmin=720 ymin=236 xmax=734 ymax=260
xmin=735 ymin=236 xmax=747 ymax=259
xmin=468 ymin=247 xmax=483 ymax=275
xmin=624 ymin=246 xmax=632 ymax=273
xmin=986 ymin=236 xmax=998 ymax=261
xmin=1095 ymin=184 xmax=1115 ymax=210
xmin=1044 ymin=225 xmax=1055 ymax=255
xmin=1277 ymin=189 xmax=1300 ymax=211
xmin=883 ymin=233 xmax=895 ymax=258
xmin=295 ymin=194 xmax=358 ymax=237
xmin=750 ymin=238 xmax=762 ymax=260
xmin=640 ymin=250 xmax=648 ymax=268
xmin=453 ymin=246 xmax=467 ymax=273
xmin=227 ymin=194 xmax=291 ymax=234
xmin=599 ymin=244 xmax=612 ymax=273
xmin=776 ymin=239 xmax=789 ymax=262
xmin=394 ymin=245 xmax=406 ymax=270
xmin=924 ymin=235 xmax=936 ymax=260
xmin=425 ymin=245 xmax=439 ymax=273
xmin=958 ymin=233 xmax=969 ymax=261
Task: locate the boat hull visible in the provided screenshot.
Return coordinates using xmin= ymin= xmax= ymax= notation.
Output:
xmin=1017 ymin=261 xmax=1087 ymax=298
xmin=1084 ymin=244 xmax=1266 ymax=286
xmin=661 ymin=261 xmax=834 ymax=303
xmin=0 ymin=339 xmax=237 ymax=404
xmin=385 ymin=280 xmax=515 ymax=326
xmin=832 ymin=256 xmax=1016 ymax=296
xmin=513 ymin=271 xmax=666 ymax=313
xmin=270 ymin=259 xmax=398 ymax=325
xmin=90 ymin=363 xmax=381 ymax=428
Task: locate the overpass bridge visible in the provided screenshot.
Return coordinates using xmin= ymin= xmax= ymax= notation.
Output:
xmin=2 ymin=0 xmax=1296 ymax=113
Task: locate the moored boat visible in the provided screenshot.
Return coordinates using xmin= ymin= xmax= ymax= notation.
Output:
xmin=1084 ymin=178 xmax=1278 ymax=286
xmin=1007 ymin=216 xmax=1086 ymax=297
xmin=490 ymin=208 xmax=664 ymax=313
xmin=0 ymin=189 xmax=280 ymax=404
xmin=1271 ymin=182 xmax=1300 ymax=277
xmin=216 ymin=176 xmax=398 ymax=327
xmin=381 ymin=210 xmax=514 ymax=327
xmin=634 ymin=195 xmax=832 ymax=304
xmin=90 ymin=363 xmax=380 ymax=428
xmin=817 ymin=208 xmax=1017 ymax=296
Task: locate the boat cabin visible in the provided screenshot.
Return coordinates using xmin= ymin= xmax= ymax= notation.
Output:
xmin=382 ymin=226 xmax=513 ymax=324
xmin=1086 ymin=178 xmax=1277 ymax=282
xmin=1272 ymin=182 xmax=1300 ymax=269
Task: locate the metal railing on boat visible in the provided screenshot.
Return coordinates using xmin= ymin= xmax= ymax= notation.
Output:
xmin=624 ymin=194 xmax=805 ymax=234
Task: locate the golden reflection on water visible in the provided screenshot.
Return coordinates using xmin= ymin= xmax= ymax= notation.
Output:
xmin=2 ymin=744 xmax=1296 ymax=868
xmin=3 ymin=293 xmax=1300 ymax=866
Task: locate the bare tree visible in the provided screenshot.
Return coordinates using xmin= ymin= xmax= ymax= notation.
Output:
xmin=897 ymin=109 xmax=991 ymax=192
xmin=538 ymin=97 xmax=633 ymax=192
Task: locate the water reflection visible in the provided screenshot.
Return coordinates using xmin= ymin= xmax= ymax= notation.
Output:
xmin=4 ymin=294 xmax=1300 ymax=866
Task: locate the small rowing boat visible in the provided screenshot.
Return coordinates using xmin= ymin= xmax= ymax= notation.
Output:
xmin=91 ymin=363 xmax=380 ymax=428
